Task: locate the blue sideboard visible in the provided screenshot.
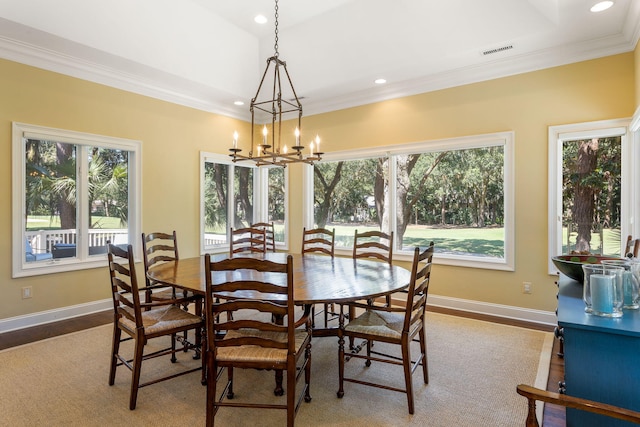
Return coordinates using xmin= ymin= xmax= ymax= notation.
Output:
xmin=557 ymin=277 xmax=640 ymax=426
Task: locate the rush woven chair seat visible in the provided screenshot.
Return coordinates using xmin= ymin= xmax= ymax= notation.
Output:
xmin=301 ymin=227 xmax=336 ymax=328
xmin=204 ymin=254 xmax=312 ymax=427
xmin=107 ymin=243 xmax=204 ymax=410
xmin=338 ymin=242 xmax=434 ymax=414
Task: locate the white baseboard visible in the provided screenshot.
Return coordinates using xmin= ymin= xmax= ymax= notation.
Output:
xmin=0 ymin=293 xmax=558 ymax=334
xmin=0 ymin=299 xmax=112 ymax=334
xmin=427 ymin=294 xmax=557 ymax=326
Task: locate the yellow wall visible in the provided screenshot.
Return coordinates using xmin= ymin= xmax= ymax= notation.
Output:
xmin=636 ymin=39 xmax=640 ymax=108
xmin=0 ymin=52 xmax=635 ymax=322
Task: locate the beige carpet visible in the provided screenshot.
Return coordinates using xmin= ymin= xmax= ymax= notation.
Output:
xmin=0 ymin=312 xmax=552 ymax=426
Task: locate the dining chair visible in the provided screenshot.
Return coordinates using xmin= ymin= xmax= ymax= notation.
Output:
xmin=302 ymin=227 xmax=336 ymax=327
xmin=142 ymin=231 xmax=201 ymax=349
xmin=337 ymin=242 xmax=434 ymax=414
xmin=625 ymin=235 xmax=640 ymax=258
xmin=204 ymin=254 xmax=312 ymax=427
xmin=229 ymin=226 xmax=267 ymax=255
xmin=107 ymin=242 xmax=204 ymax=410
xmin=517 ymin=384 xmax=640 ymax=426
xmin=251 ymin=222 xmax=276 ymax=252
xmin=350 ymin=229 xmax=395 ymax=321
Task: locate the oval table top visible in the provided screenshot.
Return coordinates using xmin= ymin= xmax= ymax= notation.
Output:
xmin=147 ymin=252 xmax=411 ymax=305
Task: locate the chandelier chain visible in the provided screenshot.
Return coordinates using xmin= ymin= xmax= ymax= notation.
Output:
xmin=274 ymin=0 xmax=279 ymax=57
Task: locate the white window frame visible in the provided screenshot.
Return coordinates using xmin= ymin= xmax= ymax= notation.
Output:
xmin=547 ymin=118 xmax=634 ymax=275
xmin=12 ymin=122 xmax=142 ymax=278
xmin=199 ymin=151 xmax=288 ymax=254
xmin=303 ymin=131 xmax=515 ymax=271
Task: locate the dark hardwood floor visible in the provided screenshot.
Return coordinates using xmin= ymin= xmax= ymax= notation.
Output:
xmin=0 ymin=306 xmax=565 ymax=426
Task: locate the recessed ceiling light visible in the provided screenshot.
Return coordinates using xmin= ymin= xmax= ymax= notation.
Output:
xmin=590 ymin=1 xmax=613 ymax=12
xmin=254 ymin=14 xmax=268 ymax=24
xmin=374 ymin=78 xmax=387 ymax=84
xmin=234 ymin=101 xmax=244 ymax=106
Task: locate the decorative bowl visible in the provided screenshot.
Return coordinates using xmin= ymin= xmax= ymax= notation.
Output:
xmin=551 ymin=255 xmax=625 ymax=283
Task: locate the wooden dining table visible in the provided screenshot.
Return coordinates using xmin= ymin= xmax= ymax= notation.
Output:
xmin=147 ymin=252 xmax=412 ymax=337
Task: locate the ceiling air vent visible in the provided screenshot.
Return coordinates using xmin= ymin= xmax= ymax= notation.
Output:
xmin=482 ymin=45 xmax=513 ymax=56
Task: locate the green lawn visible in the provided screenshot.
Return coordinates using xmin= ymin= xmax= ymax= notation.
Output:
xmin=26 ymin=215 xmax=124 ymax=230
xmin=35 ymin=214 xmax=624 ymax=257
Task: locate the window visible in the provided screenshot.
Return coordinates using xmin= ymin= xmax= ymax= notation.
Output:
xmin=305 ymin=132 xmax=514 ymax=270
xmin=548 ymin=119 xmax=635 ymax=273
xmin=12 ymin=122 xmax=141 ymax=278
xmin=200 ymin=152 xmax=287 ymax=253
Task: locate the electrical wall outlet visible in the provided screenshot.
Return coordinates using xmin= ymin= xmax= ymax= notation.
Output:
xmin=22 ymin=286 xmax=33 ymax=299
xmin=522 ymin=282 xmax=532 ymax=294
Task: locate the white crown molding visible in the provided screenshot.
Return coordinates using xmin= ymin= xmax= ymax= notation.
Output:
xmin=0 ymin=24 xmax=638 ymax=121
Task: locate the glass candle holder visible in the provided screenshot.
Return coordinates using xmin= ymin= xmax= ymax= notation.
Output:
xmin=602 ymin=259 xmax=640 ymax=310
xmin=582 ymin=264 xmax=624 ymax=317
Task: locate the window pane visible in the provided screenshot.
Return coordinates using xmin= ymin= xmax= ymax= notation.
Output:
xmin=268 ymin=167 xmax=285 ymax=243
xmin=396 ymin=147 xmax=505 ymax=258
xmin=204 ymin=161 xmax=229 ymax=247
xmin=314 ymin=158 xmax=386 ymax=248
xmin=25 ymin=139 xmax=77 ymax=262
xmin=88 ymin=147 xmax=129 ymax=255
xmin=561 ymin=137 xmax=622 ymax=256
xmin=234 ymin=166 xmax=254 ymax=227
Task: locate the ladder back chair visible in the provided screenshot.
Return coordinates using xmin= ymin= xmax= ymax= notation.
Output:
xmin=251 ymin=222 xmax=276 ymax=252
xmin=350 ymin=229 xmax=395 ymax=319
xmin=142 ymin=231 xmax=201 ymax=350
xmin=338 ymin=242 xmax=434 ymax=414
xmin=107 ymin=243 xmax=204 ymax=410
xmin=301 ymin=227 xmax=336 ymax=327
xmin=230 ymin=226 xmax=267 ymax=256
xmin=204 ymin=254 xmax=312 ymax=427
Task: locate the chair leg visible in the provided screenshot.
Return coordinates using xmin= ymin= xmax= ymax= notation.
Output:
xmin=419 ymin=327 xmax=428 ymax=384
xmin=337 ymin=332 xmax=345 ymax=398
xmin=205 ymin=351 xmax=216 ymax=427
xmin=287 ymin=356 xmax=296 ymax=427
xmin=108 ymin=324 xmax=121 ymax=385
xmin=227 ymin=367 xmax=234 ymax=399
xmin=170 ymin=333 xmax=177 ymax=363
xmin=129 ymin=335 xmax=145 ymax=410
xmin=365 ymin=339 xmax=373 ymax=367
xmin=402 ymin=340 xmax=414 ymax=415
xmin=304 ymin=341 xmax=312 ymax=403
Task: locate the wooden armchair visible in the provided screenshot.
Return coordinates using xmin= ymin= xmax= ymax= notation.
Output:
xmin=107 ymin=243 xmax=203 ymax=410
xmin=302 ymin=227 xmax=336 ymax=328
xmin=230 ymin=226 xmax=267 ymax=255
xmin=517 ymin=384 xmax=640 ymax=426
xmin=204 ymin=254 xmax=312 ymax=427
xmin=338 ymin=243 xmax=434 ymax=414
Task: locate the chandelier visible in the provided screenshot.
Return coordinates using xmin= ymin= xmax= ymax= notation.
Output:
xmin=229 ymin=0 xmax=322 ymax=167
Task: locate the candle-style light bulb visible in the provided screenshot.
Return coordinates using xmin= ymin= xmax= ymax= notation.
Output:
xmin=262 ymin=125 xmax=268 ymax=145
xmin=315 ymin=135 xmax=320 ymax=153
xmin=233 ymin=131 xmax=238 ymax=149
xmin=257 ymin=145 xmax=262 ymax=156
xmin=283 ymin=145 xmax=288 ymax=154
xmin=294 ymin=127 xmax=300 ymax=145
